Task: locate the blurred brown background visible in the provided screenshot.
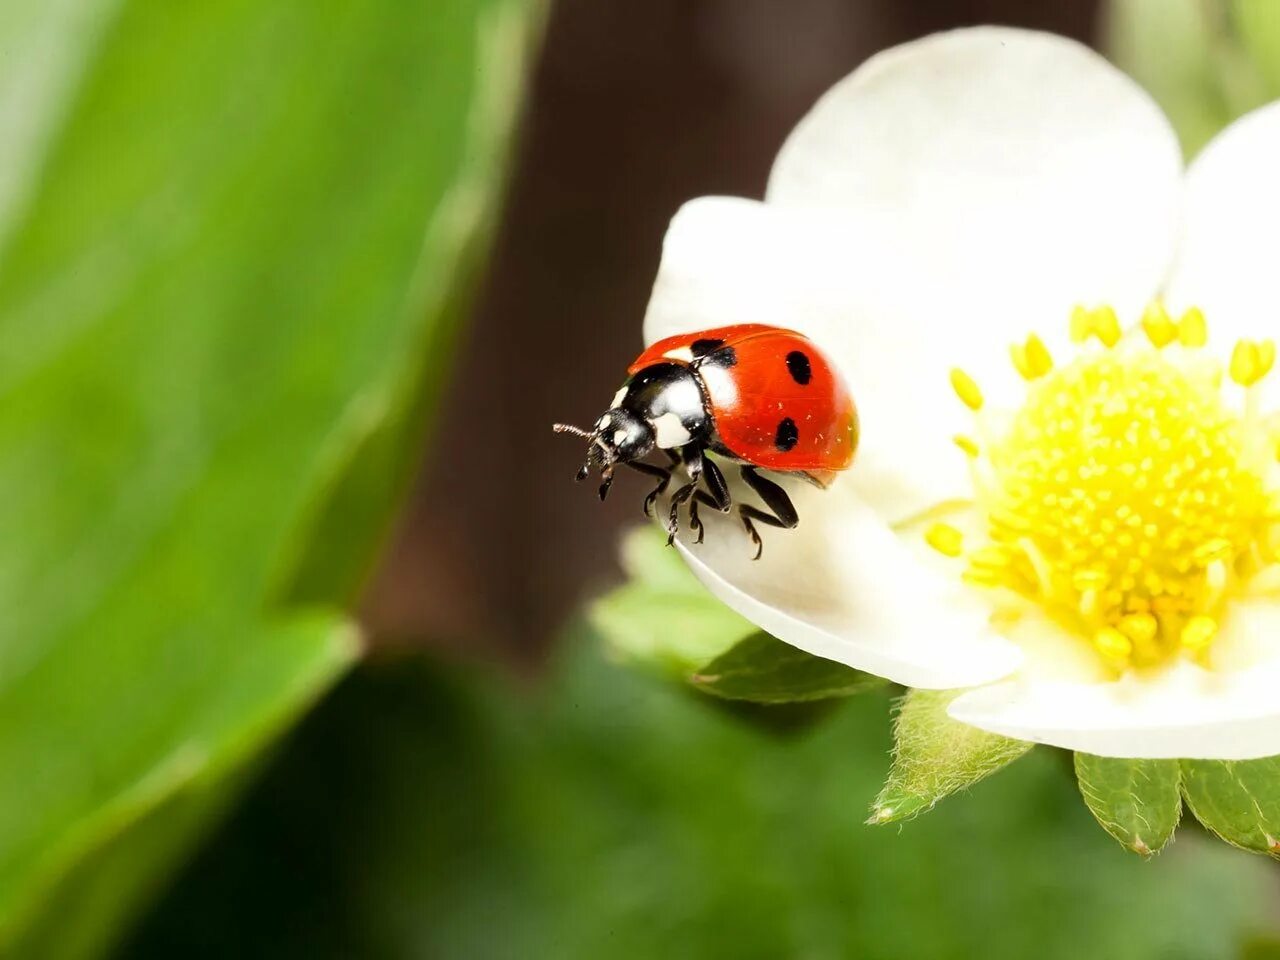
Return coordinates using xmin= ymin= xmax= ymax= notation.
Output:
xmin=362 ymin=0 xmax=1101 ymax=663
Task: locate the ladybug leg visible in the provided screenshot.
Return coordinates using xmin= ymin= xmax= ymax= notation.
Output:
xmin=623 ymin=459 xmax=674 ymax=516
xmin=665 ymin=447 xmax=706 ymax=544
xmin=687 ymin=491 xmax=724 ymax=545
xmin=738 ymin=466 xmax=799 ymax=560
xmin=699 ymin=455 xmax=732 ymax=511
xmin=686 ymin=453 xmax=732 ymax=544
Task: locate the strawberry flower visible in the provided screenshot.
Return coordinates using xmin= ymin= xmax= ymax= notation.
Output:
xmin=643 ymin=27 xmax=1280 ymax=760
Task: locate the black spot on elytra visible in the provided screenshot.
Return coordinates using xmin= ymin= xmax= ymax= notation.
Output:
xmin=775 ymin=417 xmax=799 ymax=452
xmin=701 ymin=345 xmax=737 ymax=368
xmin=785 ymin=350 xmax=812 ymax=385
xmin=690 ymin=338 xmax=724 ymax=357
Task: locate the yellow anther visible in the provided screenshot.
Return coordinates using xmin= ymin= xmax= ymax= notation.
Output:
xmin=1070 ymin=305 xmax=1092 ymax=343
xmin=1231 ymin=339 xmax=1261 ymax=387
xmin=1068 ymin=306 xmax=1121 ymax=347
xmin=1093 ymin=627 xmax=1133 ymax=663
xmin=1118 ymin=612 xmax=1158 ymax=648
xmin=1011 ymin=334 xmax=1053 ymax=380
xmin=1141 ymin=301 xmax=1178 ymax=348
xmin=951 ymin=302 xmax=1275 ymax=668
xmin=925 ymin=522 xmax=964 ymax=558
xmin=1181 ymin=615 xmax=1218 ymax=653
xmin=1194 ymin=538 xmax=1233 ymax=564
xmin=1259 ymin=340 xmax=1276 ymax=379
xmin=1092 ymin=306 xmax=1122 ymax=348
xmin=950 ymin=368 xmax=984 ymax=411
xmin=1178 ymin=307 xmax=1207 ymax=347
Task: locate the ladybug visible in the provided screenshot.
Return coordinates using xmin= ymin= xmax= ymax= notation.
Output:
xmin=554 ymin=323 xmax=858 ymax=558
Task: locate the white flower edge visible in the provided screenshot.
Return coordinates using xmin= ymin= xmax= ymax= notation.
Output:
xmin=642 ymin=27 xmax=1183 ymax=693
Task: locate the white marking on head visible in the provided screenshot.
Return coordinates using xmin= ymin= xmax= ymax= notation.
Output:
xmin=613 ymin=429 xmax=628 ymax=445
xmin=652 ymin=412 xmax=692 ymax=449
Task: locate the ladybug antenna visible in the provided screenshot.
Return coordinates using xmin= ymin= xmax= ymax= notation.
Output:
xmin=552 ymin=422 xmax=593 ymax=440
xmin=555 ymin=422 xmax=609 ymax=481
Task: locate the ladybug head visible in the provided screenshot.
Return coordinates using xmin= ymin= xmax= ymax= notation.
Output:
xmin=554 ymin=408 xmax=655 ymax=480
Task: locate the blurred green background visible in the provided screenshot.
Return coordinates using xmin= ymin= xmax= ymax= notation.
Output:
xmin=2 ymin=1 xmax=1280 ymax=958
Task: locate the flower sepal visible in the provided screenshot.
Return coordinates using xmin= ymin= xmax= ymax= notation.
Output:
xmin=869 ymin=689 xmax=1033 ymax=824
xmin=1073 ymin=754 xmax=1181 ymax=856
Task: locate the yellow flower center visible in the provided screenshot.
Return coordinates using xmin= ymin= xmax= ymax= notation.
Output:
xmin=927 ymin=304 xmax=1280 ymax=670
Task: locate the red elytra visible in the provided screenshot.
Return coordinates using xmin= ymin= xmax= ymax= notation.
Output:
xmin=632 ymin=323 xmax=858 ymax=473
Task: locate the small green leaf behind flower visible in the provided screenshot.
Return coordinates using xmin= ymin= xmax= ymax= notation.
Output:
xmin=591 ymin=527 xmax=758 ymax=677
xmin=1106 ymin=0 xmax=1280 ymax=156
xmin=594 ymin=527 xmax=887 ymax=709
xmin=1182 ymin=757 xmax=1280 ymax=857
xmin=870 ymin=689 xmax=1034 ymax=824
xmin=691 ymin=632 xmax=885 ymax=704
xmin=1074 ymin=754 xmax=1182 ymax=856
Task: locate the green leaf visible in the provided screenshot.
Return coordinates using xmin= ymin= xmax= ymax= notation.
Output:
xmin=871 ymin=689 xmax=1033 ymax=823
xmin=128 ymin=641 xmax=1280 ymax=960
xmin=690 ymin=631 xmax=884 ymax=704
xmin=591 ymin=526 xmax=757 ymax=675
xmin=1073 ymin=754 xmax=1182 ymax=856
xmin=0 ymin=0 xmax=536 ymax=954
xmin=1182 ymin=757 xmax=1280 ymax=857
xmin=1235 ymin=0 xmax=1280 ymax=92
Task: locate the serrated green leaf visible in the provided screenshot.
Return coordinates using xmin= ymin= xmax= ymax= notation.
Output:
xmin=591 ymin=526 xmax=756 ymax=676
xmin=1074 ymin=754 xmax=1182 ymax=856
xmin=690 ymin=631 xmax=884 ymax=704
xmin=0 ymin=0 xmax=535 ymax=955
xmin=871 ymin=689 xmax=1033 ymax=823
xmin=1182 ymin=756 xmax=1280 ymax=857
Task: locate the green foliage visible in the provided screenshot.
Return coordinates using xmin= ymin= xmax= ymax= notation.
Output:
xmin=0 ymin=0 xmax=535 ymax=955
xmin=1074 ymin=754 xmax=1182 ymax=856
xmin=1182 ymin=757 xmax=1280 ymax=857
xmin=591 ymin=526 xmax=757 ymax=676
xmin=871 ymin=689 xmax=1033 ymax=823
xmin=127 ymin=639 xmax=1279 ymax=959
xmin=1235 ymin=0 xmax=1280 ymax=91
xmin=691 ymin=631 xmax=885 ymax=703
xmin=1105 ymin=0 xmax=1279 ymax=156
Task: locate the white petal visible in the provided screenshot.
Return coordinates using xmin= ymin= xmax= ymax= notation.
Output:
xmin=1165 ymin=100 xmax=1280 ymax=350
xmin=647 ymin=29 xmax=1184 ymax=522
xmin=949 ymin=602 xmax=1280 ymax=758
xmin=674 ymin=475 xmax=1022 ymax=689
xmin=767 ymin=27 xmax=1181 ymax=331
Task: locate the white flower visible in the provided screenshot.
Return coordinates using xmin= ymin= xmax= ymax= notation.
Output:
xmin=642 ymin=26 xmax=1280 ymax=760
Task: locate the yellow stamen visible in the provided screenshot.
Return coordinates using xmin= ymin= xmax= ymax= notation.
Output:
xmin=1231 ymin=340 xmax=1261 ymax=387
xmin=950 ymin=368 xmax=984 ymax=411
xmin=950 ymin=303 xmax=1275 ymax=668
xmin=1142 ymin=301 xmax=1177 ymax=348
xmin=953 ymin=434 xmax=980 ymax=458
xmin=1010 ymin=334 xmax=1053 ymax=381
xmin=925 ymin=522 xmax=964 ymax=558
xmin=1092 ymin=306 xmax=1122 ymax=348
xmin=1093 ymin=627 xmax=1133 ymax=663
xmin=1258 ymin=340 xmax=1276 ymax=379
xmin=1178 ymin=307 xmax=1207 ymax=347
xmin=1069 ymin=305 xmax=1122 ymax=348
xmin=1181 ymin=615 xmax=1218 ymax=653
